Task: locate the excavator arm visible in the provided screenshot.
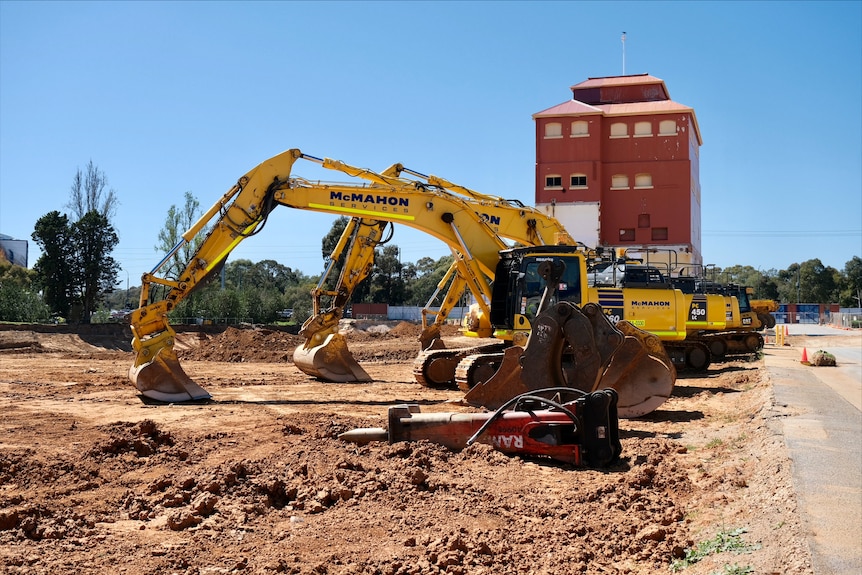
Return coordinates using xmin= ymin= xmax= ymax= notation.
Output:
xmin=129 ymin=149 xmax=305 ymax=401
xmin=293 ymin=216 xmax=388 ymax=381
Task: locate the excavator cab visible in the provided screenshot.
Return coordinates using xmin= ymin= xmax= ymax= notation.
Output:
xmin=489 ymin=245 xmax=584 ymax=342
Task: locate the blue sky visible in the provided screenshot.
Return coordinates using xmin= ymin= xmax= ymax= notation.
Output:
xmin=1 ymin=1 xmax=860 ymax=287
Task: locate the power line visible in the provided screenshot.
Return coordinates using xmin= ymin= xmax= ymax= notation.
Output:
xmin=704 ymin=230 xmax=861 ymax=238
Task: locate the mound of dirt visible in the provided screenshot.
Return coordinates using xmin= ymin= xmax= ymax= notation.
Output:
xmin=180 ymin=327 xmax=305 ymax=363
xmin=177 ymin=322 xmax=450 ymax=364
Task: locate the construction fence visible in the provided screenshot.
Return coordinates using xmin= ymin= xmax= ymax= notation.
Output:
xmin=830 ymin=310 xmax=862 ymax=329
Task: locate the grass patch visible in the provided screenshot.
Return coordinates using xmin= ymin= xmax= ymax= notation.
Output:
xmin=714 ymin=564 xmax=754 ymax=575
xmin=671 ymin=527 xmax=760 ymax=571
xmin=704 ymin=437 xmax=724 ymax=449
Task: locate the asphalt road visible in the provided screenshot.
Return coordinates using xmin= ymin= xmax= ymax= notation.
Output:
xmin=763 ymin=325 xmax=862 ymax=575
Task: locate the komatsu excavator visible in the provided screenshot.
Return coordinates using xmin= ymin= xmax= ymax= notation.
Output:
xmin=586 ymin=261 xmax=764 ymax=365
xmin=750 ymin=296 xmax=779 ymax=329
xmin=129 ymin=149 xmax=675 ymax=417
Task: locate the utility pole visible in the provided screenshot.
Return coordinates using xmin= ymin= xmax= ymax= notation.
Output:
xmin=796 ymin=268 xmax=801 ymax=304
xmin=621 ymin=32 xmax=627 ymax=75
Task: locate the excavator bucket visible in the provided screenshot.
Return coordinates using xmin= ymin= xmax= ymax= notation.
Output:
xmin=463 ymin=302 xmax=606 ymax=410
xmin=462 ymin=302 xmax=676 ymax=418
xmin=418 ymin=324 xmax=446 ymax=351
xmin=461 ymin=346 xmax=530 ymax=409
xmin=599 ymin=321 xmax=676 ymax=418
xmin=130 ymin=345 xmax=212 ymax=403
xmin=293 ymin=332 xmax=372 ymax=382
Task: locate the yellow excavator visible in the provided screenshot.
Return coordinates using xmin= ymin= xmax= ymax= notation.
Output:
xmin=588 ymin=262 xmax=764 ymax=364
xmin=750 ymin=296 xmax=779 ymax=330
xmin=129 ymin=149 xmax=675 ymax=417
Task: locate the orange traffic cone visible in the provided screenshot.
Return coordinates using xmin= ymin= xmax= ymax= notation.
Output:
xmin=801 ymin=348 xmax=810 ymax=364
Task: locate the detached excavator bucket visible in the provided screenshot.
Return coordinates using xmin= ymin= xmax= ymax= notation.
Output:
xmin=463 ymin=301 xmax=606 ymax=411
xmin=462 ymin=346 xmax=529 ymax=409
xmin=293 ymin=332 xmax=372 ymax=382
xmin=130 ymin=345 xmax=212 ymax=403
xmin=462 ymin=302 xmax=676 ymax=418
xmin=598 ymin=321 xmax=676 ymax=418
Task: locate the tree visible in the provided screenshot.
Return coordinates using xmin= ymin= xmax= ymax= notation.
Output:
xmin=155 ymin=191 xmax=203 ymax=280
xmin=755 ymin=270 xmax=780 ymax=301
xmin=67 ymin=160 xmax=118 ymax=222
xmin=716 ymin=265 xmax=763 ymax=289
xmin=369 ymin=244 xmax=407 ymax=304
xmin=31 ymin=162 xmax=122 ymax=321
xmin=254 ymin=260 xmax=299 ymax=293
xmin=226 ymin=259 xmax=300 ymax=294
xmin=73 ymin=211 xmax=120 ymax=321
xmin=840 ymin=256 xmax=862 ymax=307
xmin=223 ymin=259 xmax=254 ymax=290
xmin=799 ymin=259 xmax=839 ymax=304
xmin=32 ymin=211 xmax=76 ymax=317
xmin=0 ymin=260 xmax=49 ymax=322
xmin=776 ymin=259 xmax=839 ymax=304
xmin=407 ymin=255 xmax=455 ymax=306
xmin=0 ymin=256 xmax=37 ymax=289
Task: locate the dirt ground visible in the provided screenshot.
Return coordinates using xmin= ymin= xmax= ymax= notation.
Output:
xmin=0 ymin=321 xmax=821 ymax=574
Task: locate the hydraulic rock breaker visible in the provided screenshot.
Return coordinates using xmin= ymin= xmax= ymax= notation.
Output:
xmin=339 ymin=389 xmax=621 ymax=467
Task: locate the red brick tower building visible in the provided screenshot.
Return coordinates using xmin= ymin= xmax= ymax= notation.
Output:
xmin=532 ymin=74 xmax=703 ymax=269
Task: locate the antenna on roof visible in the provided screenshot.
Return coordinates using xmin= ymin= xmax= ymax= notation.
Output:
xmin=621 ymin=32 xmax=627 ymax=75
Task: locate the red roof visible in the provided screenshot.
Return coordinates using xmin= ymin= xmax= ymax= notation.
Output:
xmin=570 ymin=74 xmax=668 ymax=93
xmin=533 ymin=75 xmax=702 ymax=145
xmin=596 ymin=100 xmax=691 ymax=115
xmin=532 ymin=100 xmax=602 ymax=118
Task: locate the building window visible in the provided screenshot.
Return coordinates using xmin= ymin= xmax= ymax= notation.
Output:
xmin=570 ymin=174 xmax=587 ymax=188
xmin=634 ymin=121 xmax=652 ymax=137
xmin=544 ymin=122 xmax=562 ymax=139
xmin=611 ymin=174 xmax=629 ymax=189
xmin=659 ymin=120 xmax=677 ymax=135
xmin=570 ymin=120 xmax=589 ymax=137
xmin=634 ymin=173 xmax=653 ymax=189
xmin=638 ymin=213 xmax=651 ymax=228
xmin=610 ymin=122 xmax=628 ymax=138
xmin=545 ymin=175 xmax=563 ymax=189
xmin=619 ymin=228 xmax=635 ymax=241
xmin=652 ymin=227 xmax=668 ymax=241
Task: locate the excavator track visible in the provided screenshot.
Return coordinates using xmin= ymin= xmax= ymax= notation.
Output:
xmin=413 ymin=342 xmax=508 ymax=388
xmin=694 ymin=331 xmax=764 ymax=361
xmin=455 ymin=351 xmax=507 ymax=393
xmin=663 ymin=340 xmax=712 ymax=372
